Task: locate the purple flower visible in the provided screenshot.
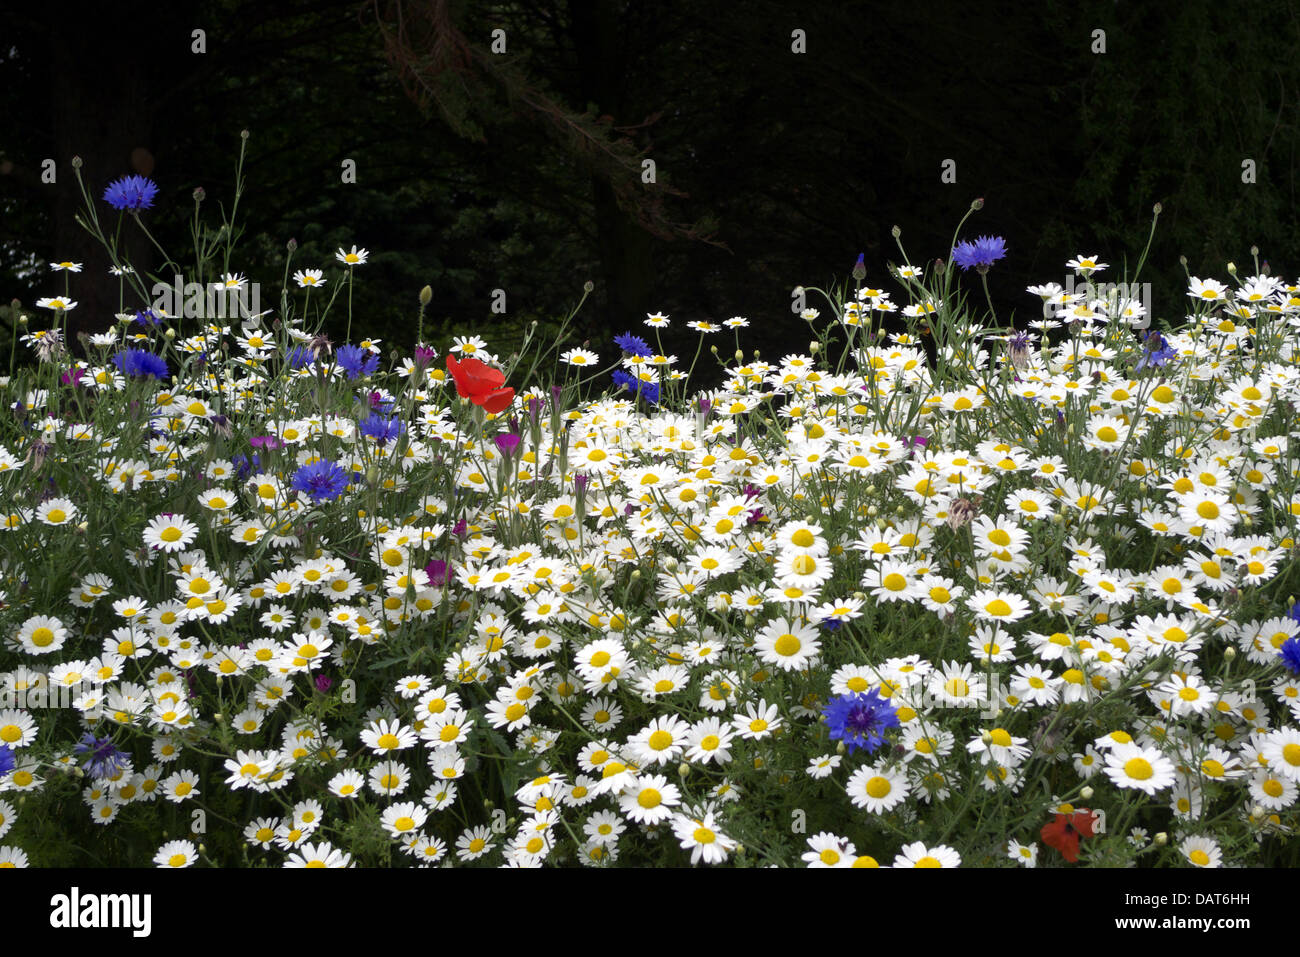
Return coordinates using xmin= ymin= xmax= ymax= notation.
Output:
xmin=250 ymin=434 xmax=283 ymax=450
xmin=134 ymin=308 xmax=161 ymax=328
xmin=360 ymin=391 xmax=396 ymax=414
xmin=852 ymin=252 xmax=867 ymax=281
xmin=0 ymin=744 xmax=13 ymax=778
xmin=291 ymin=458 xmax=351 ymax=502
xmin=494 ymin=432 xmax=520 ymax=456
xmin=822 ymin=689 xmax=900 ymax=755
xmin=425 ymin=558 xmax=450 ymax=586
xmin=414 ymin=344 xmax=437 ymax=370
xmin=103 ymin=174 xmax=159 ymax=212
xmin=314 ymin=674 xmax=334 ymax=693
xmin=112 ymin=348 xmax=168 ymax=380
xmin=74 ymin=733 xmax=130 ymax=779
xmin=952 ymin=235 xmax=1008 ymax=272
xmin=336 ymin=344 xmax=380 ymax=380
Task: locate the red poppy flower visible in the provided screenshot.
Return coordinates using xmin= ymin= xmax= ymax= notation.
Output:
xmin=1040 ymin=808 xmax=1097 ymax=863
xmin=446 ymin=355 xmax=514 ymax=414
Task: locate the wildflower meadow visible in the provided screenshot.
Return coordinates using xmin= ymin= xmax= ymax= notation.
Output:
xmin=2 ymin=147 xmax=1299 ymax=871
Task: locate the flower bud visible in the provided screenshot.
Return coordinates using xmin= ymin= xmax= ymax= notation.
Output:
xmin=72 ymin=156 xmax=83 ymax=169
xmin=1223 ymin=646 xmax=1236 ymax=660
xmin=1154 ymin=832 xmax=1167 ymax=846
xmin=583 ymin=280 xmax=594 ymax=294
xmin=164 ymin=328 xmax=176 ymax=339
xmin=1227 ymin=262 xmax=1237 ymax=275
xmin=809 ymin=342 xmax=820 ymax=354
xmin=734 ymin=349 xmax=744 ymax=361
xmin=1080 ymin=786 xmax=1094 ymax=800
xmin=1152 ymin=202 xmax=1162 ymax=215
xmin=678 ymin=762 xmax=690 ymax=779
xmin=419 ymin=285 xmax=433 ymax=306
xmin=891 ymin=225 xmax=901 ymax=239
xmin=971 ymin=197 xmax=984 ymax=211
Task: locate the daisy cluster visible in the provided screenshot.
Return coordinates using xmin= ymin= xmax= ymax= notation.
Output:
xmin=0 ymin=240 xmax=1298 ymax=869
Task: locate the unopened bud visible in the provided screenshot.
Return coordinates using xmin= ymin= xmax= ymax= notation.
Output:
xmin=286 ymin=238 xmax=298 ymax=253
xmin=1227 ymin=262 xmax=1237 ymax=275
xmin=1251 ymin=805 xmax=1265 ymax=820
xmin=971 ymin=197 xmax=984 ymax=211
xmin=583 ymin=280 xmax=594 ymax=294
xmin=1080 ymin=786 xmax=1094 ymax=800
xmin=1223 ymin=646 xmax=1236 ymax=660
xmin=192 ymin=187 xmax=205 ymax=203
xmin=419 ymin=285 xmax=433 ymax=306
xmin=1154 ymin=832 xmax=1168 ymax=846
xmin=1152 ymin=202 xmax=1162 ymax=215
xmin=240 ymin=129 xmax=250 ymax=140
xmin=809 ymin=342 xmax=819 ymax=354
xmin=164 ymin=328 xmax=176 ymax=339
xmin=678 ymin=762 xmax=690 ymax=779
xmin=734 ymin=349 xmax=744 ymax=361
xmin=72 ymin=156 xmax=83 ymax=169
xmin=891 ymin=225 xmax=901 ymax=239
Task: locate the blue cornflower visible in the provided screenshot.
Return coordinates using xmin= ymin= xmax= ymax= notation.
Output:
xmin=820 ymin=618 xmax=843 ymax=632
xmin=1281 ymin=637 xmax=1300 ymax=676
xmin=611 ymin=369 xmax=659 ymax=406
xmin=111 ymin=347 xmax=168 ymax=380
xmin=133 ymin=308 xmax=161 ymax=328
xmin=952 ymin=235 xmax=1008 ymax=272
xmin=614 ymin=332 xmax=651 ymax=356
xmin=103 ymin=175 xmax=159 ymax=212
xmin=358 ymin=412 xmax=405 ymax=445
xmin=822 ymin=689 xmax=900 ymax=755
xmin=291 ymin=458 xmax=351 ymax=502
xmin=0 ymin=744 xmax=13 ymax=778
xmin=74 ymin=733 xmax=130 ymax=779
xmin=1288 ymin=600 xmax=1300 ymax=626
xmin=286 ymin=345 xmax=314 ymax=370
xmin=231 ymin=452 xmax=261 ymax=483
xmin=336 ymin=344 xmax=380 ymax=380
xmin=1136 ymin=331 xmax=1177 ymax=372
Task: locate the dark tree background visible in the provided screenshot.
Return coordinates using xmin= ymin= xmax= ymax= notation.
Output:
xmin=2 ymin=0 xmax=1298 ymax=378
